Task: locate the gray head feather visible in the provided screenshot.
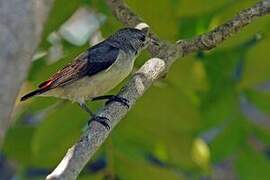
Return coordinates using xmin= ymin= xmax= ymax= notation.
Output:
xmin=107 ymin=28 xmax=148 ymax=53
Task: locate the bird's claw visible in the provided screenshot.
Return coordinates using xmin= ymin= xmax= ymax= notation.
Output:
xmin=89 ymin=116 xmax=110 ymax=130
xmin=105 ymin=96 xmax=130 ymax=109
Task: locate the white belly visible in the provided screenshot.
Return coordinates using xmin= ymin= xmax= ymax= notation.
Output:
xmin=43 ymin=50 xmax=135 ymax=103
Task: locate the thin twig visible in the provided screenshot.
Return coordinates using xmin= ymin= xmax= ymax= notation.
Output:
xmin=179 ymin=0 xmax=270 ymax=55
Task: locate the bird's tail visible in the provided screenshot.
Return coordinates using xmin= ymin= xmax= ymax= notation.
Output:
xmin=20 ymin=88 xmax=48 ymax=101
xmin=21 ymin=79 xmax=53 ymax=101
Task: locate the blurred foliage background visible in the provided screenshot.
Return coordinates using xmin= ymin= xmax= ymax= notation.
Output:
xmin=1 ymin=0 xmax=270 ymax=179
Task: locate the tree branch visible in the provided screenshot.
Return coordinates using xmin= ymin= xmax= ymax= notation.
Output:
xmin=0 ymin=0 xmax=53 ymax=146
xmin=179 ymin=0 xmax=270 ymax=55
xmin=46 ymin=0 xmax=270 ymax=179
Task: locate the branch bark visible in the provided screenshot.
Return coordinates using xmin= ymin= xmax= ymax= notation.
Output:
xmin=46 ymin=0 xmax=270 ymax=179
xmin=0 ymin=0 xmax=53 ymax=145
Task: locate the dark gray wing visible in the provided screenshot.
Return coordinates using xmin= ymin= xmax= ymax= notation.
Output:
xmin=37 ymin=42 xmax=119 ymax=89
xmin=86 ymin=42 xmax=119 ymax=76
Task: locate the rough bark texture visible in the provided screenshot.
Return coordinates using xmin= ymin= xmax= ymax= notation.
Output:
xmin=0 ymin=0 xmax=53 ymax=145
xmin=47 ymin=0 xmax=270 ymax=179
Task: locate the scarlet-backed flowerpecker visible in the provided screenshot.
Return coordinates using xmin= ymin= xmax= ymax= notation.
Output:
xmin=21 ymin=28 xmax=149 ymax=129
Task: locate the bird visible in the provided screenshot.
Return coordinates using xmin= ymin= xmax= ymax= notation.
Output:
xmin=21 ymin=28 xmax=149 ymax=129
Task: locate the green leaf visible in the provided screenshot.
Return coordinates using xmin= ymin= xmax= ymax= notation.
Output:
xmin=244 ymin=89 xmax=270 ymax=115
xmin=199 ymin=36 xmax=260 ymax=127
xmin=112 ymin=84 xmax=200 ymax=169
xmin=78 ymin=172 xmax=105 ymax=180
xmin=251 ymin=121 xmax=270 ymax=148
xmin=3 ymin=126 xmax=35 ymax=166
xmin=209 ymin=117 xmax=247 ymax=162
xmin=114 ymin=149 xmax=185 ymax=180
xmin=240 ymin=35 xmax=270 ymax=88
xmin=31 ymin=103 xmax=88 ymax=167
xmin=177 ymin=0 xmax=233 ymax=39
xmin=236 ymin=144 xmax=270 ymax=180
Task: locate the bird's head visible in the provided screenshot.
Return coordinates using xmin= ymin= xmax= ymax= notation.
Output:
xmin=108 ymin=28 xmax=149 ymax=54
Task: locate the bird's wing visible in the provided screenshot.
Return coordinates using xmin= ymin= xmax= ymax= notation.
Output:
xmin=38 ymin=44 xmax=120 ymax=90
xmin=38 ymin=57 xmax=88 ymax=89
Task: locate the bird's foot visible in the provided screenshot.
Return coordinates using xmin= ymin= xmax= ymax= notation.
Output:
xmin=92 ymin=95 xmax=130 ymax=109
xmin=105 ymin=96 xmax=129 ymax=109
xmin=88 ymin=116 xmax=110 ymax=130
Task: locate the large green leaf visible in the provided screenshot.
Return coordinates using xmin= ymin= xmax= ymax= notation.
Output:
xmin=209 ymin=116 xmax=247 ymax=162
xmin=111 ymin=84 xmax=200 ymax=170
xmin=31 ymin=103 xmax=89 ymax=167
xmin=3 ymin=126 xmax=35 ymax=166
xmin=236 ymin=144 xmax=270 ymax=180
xmin=240 ymin=35 xmax=270 ymax=88
xmin=114 ymin=148 xmax=185 ymax=180
xmin=244 ymin=89 xmax=270 ymax=115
